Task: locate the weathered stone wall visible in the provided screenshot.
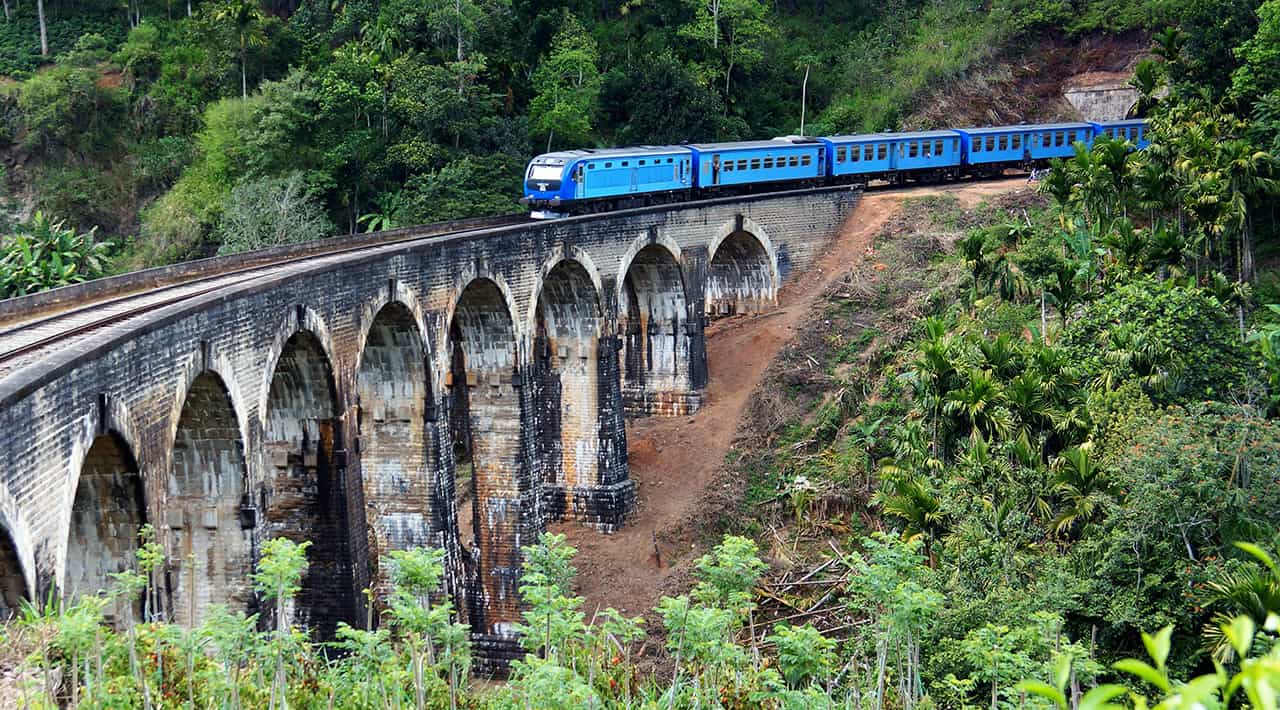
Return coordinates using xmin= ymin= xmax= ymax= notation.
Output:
xmin=0 ymin=186 xmax=860 ymax=664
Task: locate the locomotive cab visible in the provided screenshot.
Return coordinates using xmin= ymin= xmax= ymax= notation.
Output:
xmin=521 ymin=153 xmax=584 ymax=219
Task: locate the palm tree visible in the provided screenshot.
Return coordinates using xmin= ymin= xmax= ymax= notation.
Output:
xmin=213 ymin=0 xmax=268 ymax=98
xmin=1094 ymin=323 xmax=1178 ymax=396
xmin=1202 ymin=542 xmax=1280 ymax=661
xmin=977 ymin=334 xmax=1022 ymax=380
xmin=959 ymin=230 xmax=991 ymax=302
xmin=1049 ymin=446 xmax=1112 ymax=538
xmin=875 ymin=475 xmax=947 ymax=567
xmin=1128 ymin=59 xmax=1164 ymax=118
xmin=1043 ymin=262 xmax=1079 ymax=327
xmin=987 ymin=250 xmax=1029 ymax=303
xmin=1214 ymin=138 xmax=1279 ymax=283
xmin=944 ymin=369 xmax=1011 ymax=441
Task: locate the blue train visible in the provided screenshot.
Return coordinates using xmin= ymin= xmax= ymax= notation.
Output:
xmin=520 ymin=119 xmax=1149 ymax=218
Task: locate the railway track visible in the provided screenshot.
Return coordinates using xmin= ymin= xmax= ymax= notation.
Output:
xmin=0 ymin=176 xmax=1027 ymax=381
xmin=0 ymin=213 xmax=530 ymax=378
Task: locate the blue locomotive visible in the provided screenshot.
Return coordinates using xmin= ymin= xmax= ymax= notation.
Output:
xmin=520 ymin=119 xmax=1150 ymax=218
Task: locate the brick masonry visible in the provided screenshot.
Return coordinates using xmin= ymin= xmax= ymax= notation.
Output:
xmin=0 ymin=186 xmax=860 ymax=669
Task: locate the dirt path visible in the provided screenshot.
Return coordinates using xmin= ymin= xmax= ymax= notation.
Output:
xmin=551 ymin=179 xmax=1026 ymax=618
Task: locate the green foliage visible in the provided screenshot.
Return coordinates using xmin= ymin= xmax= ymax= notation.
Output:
xmin=0 ymin=211 xmax=113 ymax=296
xmin=601 ymin=53 xmax=733 ymax=144
xmin=216 ymin=171 xmax=335 ymax=255
xmin=1232 ymin=0 xmax=1280 ymax=104
xmin=1063 ymin=278 xmax=1249 ymax=403
xmin=529 ymin=12 xmax=601 ymax=151
xmin=768 ymin=622 xmax=836 ymax=688
xmin=394 ymin=154 xmax=523 ymax=224
xmin=16 ymin=62 xmax=125 ymax=158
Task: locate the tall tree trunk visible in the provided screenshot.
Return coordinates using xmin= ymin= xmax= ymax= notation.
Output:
xmin=711 ymin=0 xmax=719 ymax=48
xmin=36 ymin=0 xmax=47 ymax=56
xmin=1242 ymin=205 xmax=1256 ymax=283
xmin=799 ymin=64 xmax=809 ymax=136
xmin=241 ymin=41 xmax=248 ymax=99
xmin=2 ymin=0 xmax=10 ymax=23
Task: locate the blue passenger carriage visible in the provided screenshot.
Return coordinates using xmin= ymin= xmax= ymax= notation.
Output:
xmin=956 ymin=123 xmax=1094 ymax=175
xmin=1091 ymin=119 xmax=1150 ymax=149
xmin=522 ymin=146 xmax=694 ymax=216
xmin=821 ymin=130 xmax=962 ymax=184
xmin=688 ymin=139 xmax=825 ymax=191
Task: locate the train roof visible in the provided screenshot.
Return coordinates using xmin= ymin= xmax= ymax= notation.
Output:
xmin=823 ymin=130 xmax=960 ymax=142
xmin=532 ymin=145 xmax=692 ymax=163
xmin=954 ymin=123 xmax=1093 ymax=134
xmin=687 ymin=139 xmax=819 ymax=151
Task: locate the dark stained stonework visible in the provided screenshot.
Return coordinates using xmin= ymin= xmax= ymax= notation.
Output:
xmin=0 ymin=187 xmax=860 ymax=669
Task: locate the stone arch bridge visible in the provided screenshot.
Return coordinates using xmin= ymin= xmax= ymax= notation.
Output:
xmin=0 ymin=187 xmax=859 ymax=667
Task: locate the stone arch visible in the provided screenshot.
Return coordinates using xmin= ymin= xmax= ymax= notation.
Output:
xmin=533 ymin=258 xmax=604 ymax=499
xmin=262 ymin=329 xmax=354 ymax=638
xmin=705 ymin=226 xmax=778 ymax=318
xmin=0 ymin=520 xmax=26 ymax=619
xmin=447 ymin=277 xmax=524 ymax=637
xmin=168 ymin=371 xmax=253 ymax=626
xmin=618 ymin=243 xmax=695 ymax=416
xmin=66 ymin=430 xmax=145 ymax=622
xmin=355 ymin=301 xmax=434 ymax=597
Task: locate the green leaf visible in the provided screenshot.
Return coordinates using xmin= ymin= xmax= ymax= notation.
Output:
xmin=1113 ymin=658 xmax=1170 ymax=692
xmin=1141 ymin=626 xmax=1173 ymax=669
xmin=1016 ymin=680 xmax=1068 ymax=710
xmin=1052 ymin=653 xmax=1072 ymax=692
xmin=1078 ymin=684 xmax=1128 ymax=710
xmin=1223 ymin=615 xmax=1255 ymax=658
xmin=1235 ymin=541 xmax=1280 ymax=577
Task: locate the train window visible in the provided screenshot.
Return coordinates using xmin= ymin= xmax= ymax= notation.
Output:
xmin=789 ymin=156 xmax=799 ymax=167
xmin=1011 ymin=135 xmax=1021 ymax=150
xmin=801 ymin=155 xmax=812 ymax=166
xmin=605 ymin=162 xmax=612 ymax=168
xmin=877 ymin=145 xmax=887 ymax=160
xmin=667 ymin=158 xmax=673 ymax=163
xmin=850 ymin=147 xmax=861 ymax=162
xmin=750 ymin=159 xmax=761 ymax=170
xmin=986 ymin=136 xmax=996 ymax=151
xmin=764 ymin=157 xmax=774 ymax=169
xmin=935 ymin=140 xmax=944 ymax=155
xmin=1058 ymin=132 xmax=1066 ymax=146
xmin=588 ymin=163 xmax=595 ymax=169
xmin=998 ymin=136 xmax=1008 ymax=150
xmin=724 ymin=162 xmax=733 ymax=171
xmin=908 ymin=142 xmax=919 ymax=158
xmin=953 ymin=139 xmax=959 ymax=152
xmin=738 ymin=159 xmax=748 ymax=170
xmin=837 ymin=147 xmax=847 ymax=162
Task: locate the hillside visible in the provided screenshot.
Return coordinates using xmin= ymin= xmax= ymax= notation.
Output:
xmin=0 ymin=0 xmax=1212 ymax=276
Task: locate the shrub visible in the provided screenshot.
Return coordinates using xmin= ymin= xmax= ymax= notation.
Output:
xmin=0 ymin=212 xmax=113 ymax=297
xmin=16 ymin=63 xmax=125 ymax=158
xmin=216 ymin=172 xmax=335 ymax=255
xmin=1062 ymin=277 xmax=1251 ymax=403
xmin=393 ymin=155 xmax=523 ymax=225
